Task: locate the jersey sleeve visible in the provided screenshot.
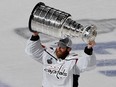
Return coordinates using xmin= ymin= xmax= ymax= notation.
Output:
xmin=25 ymin=35 xmax=45 ymax=64
xmin=76 ymin=52 xmax=96 ymax=73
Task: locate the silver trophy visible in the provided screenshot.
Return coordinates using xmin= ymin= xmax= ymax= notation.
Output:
xmin=28 ymin=2 xmax=97 ymax=43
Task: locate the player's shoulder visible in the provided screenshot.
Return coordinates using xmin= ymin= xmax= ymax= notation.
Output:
xmin=66 ymin=53 xmax=78 ymax=60
xmin=70 ymin=53 xmax=78 ymax=56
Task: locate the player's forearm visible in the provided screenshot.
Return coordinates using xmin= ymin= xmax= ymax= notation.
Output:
xmin=25 ymin=35 xmax=44 ymax=57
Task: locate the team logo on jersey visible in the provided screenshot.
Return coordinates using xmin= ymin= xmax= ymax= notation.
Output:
xmin=44 ymin=64 xmax=68 ymax=79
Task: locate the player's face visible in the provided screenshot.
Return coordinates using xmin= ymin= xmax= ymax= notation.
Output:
xmin=56 ymin=47 xmax=71 ymax=59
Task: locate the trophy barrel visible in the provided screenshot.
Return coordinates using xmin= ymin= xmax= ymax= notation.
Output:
xmin=28 ymin=2 xmax=71 ymax=38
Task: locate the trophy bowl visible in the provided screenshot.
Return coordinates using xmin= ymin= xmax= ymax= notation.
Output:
xmin=81 ymin=25 xmax=97 ymax=43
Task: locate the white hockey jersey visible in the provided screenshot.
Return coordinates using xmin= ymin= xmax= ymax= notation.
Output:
xmin=25 ymin=38 xmax=96 ymax=87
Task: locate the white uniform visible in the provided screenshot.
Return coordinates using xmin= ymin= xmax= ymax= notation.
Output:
xmin=25 ymin=37 xmax=96 ymax=87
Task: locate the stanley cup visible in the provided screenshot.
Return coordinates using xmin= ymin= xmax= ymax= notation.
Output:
xmin=28 ymin=2 xmax=97 ymax=43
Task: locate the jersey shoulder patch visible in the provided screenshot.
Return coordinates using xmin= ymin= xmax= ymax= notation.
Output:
xmin=45 ymin=46 xmax=55 ymax=53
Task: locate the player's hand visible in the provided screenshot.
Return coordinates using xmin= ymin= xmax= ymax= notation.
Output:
xmin=87 ymin=40 xmax=96 ymax=49
xmin=32 ymin=32 xmax=39 ymax=36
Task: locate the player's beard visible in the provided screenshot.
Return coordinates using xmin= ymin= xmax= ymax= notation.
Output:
xmin=55 ymin=49 xmax=69 ymax=60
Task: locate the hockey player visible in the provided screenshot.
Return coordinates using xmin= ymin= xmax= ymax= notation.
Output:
xmin=25 ymin=32 xmax=96 ymax=87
